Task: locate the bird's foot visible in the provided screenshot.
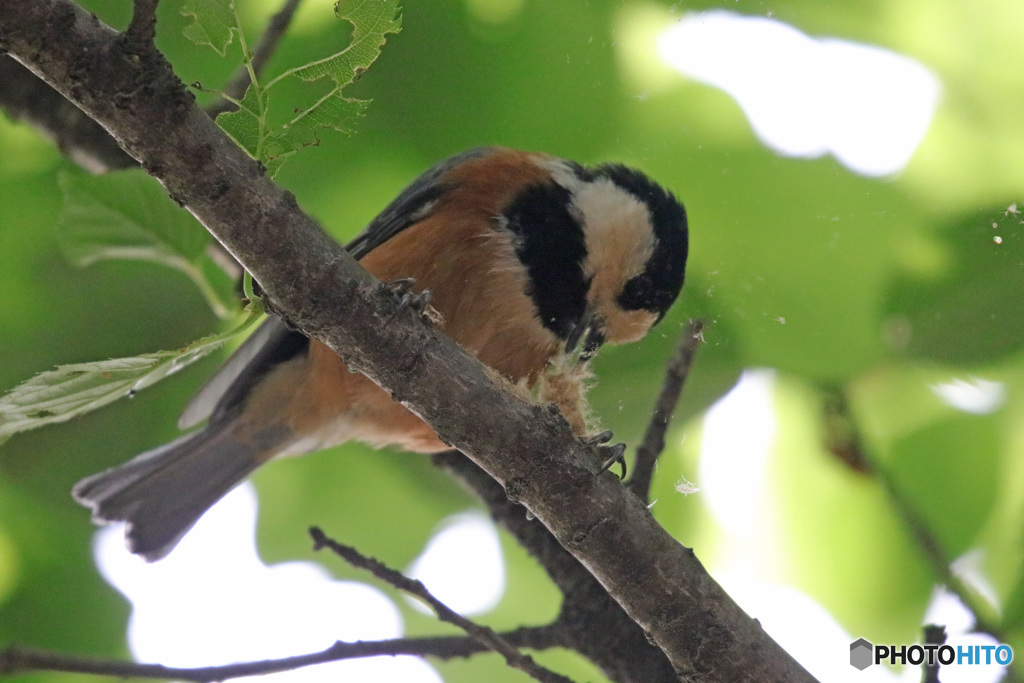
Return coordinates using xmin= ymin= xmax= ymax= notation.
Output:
xmin=383 ymin=278 xmax=435 ymax=325
xmin=583 ymin=430 xmax=628 ymax=479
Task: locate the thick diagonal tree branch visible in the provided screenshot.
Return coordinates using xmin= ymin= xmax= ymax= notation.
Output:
xmin=0 ymin=3 xmax=814 ymax=681
xmin=434 ymin=450 xmax=679 ymax=682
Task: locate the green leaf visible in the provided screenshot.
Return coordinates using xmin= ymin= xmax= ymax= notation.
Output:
xmin=262 ymin=96 xmax=368 ymax=177
xmin=885 ymin=205 xmax=1024 ymax=364
xmin=58 ymin=169 xmax=209 ymax=263
xmin=215 ymin=82 xmax=265 ymax=160
xmin=0 ymin=309 xmax=263 ymax=446
xmin=217 ymin=0 xmax=401 ymax=175
xmin=182 ymin=0 xmax=237 ymax=56
xmin=772 ymin=377 xmax=934 ymax=643
xmin=1003 ymin=569 xmax=1024 ymax=631
xmin=58 ymin=169 xmax=234 ymax=318
xmin=888 ymin=413 xmax=1001 ymax=559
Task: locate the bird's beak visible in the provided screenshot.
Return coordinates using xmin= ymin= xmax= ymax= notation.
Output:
xmin=565 ymin=307 xmax=605 ymax=360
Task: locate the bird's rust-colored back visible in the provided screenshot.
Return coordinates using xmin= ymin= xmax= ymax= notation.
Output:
xmin=267 ymin=149 xmax=571 ymax=453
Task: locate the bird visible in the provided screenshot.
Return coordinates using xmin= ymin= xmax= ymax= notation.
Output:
xmin=73 ymin=146 xmax=689 ymax=561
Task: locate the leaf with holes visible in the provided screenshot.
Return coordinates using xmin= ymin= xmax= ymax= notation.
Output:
xmin=182 ymin=0 xmax=237 ymax=56
xmin=216 ymin=0 xmax=401 ymax=175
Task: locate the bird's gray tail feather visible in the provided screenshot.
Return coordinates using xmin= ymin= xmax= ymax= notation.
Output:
xmin=73 ymin=424 xmax=269 ymax=562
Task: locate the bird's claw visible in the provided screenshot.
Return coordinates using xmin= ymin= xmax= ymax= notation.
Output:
xmin=582 ymin=430 xmax=614 ymax=446
xmin=583 ymin=431 xmax=627 ymax=478
xmin=383 ymin=278 xmax=433 ymax=326
xmin=596 ymin=442 xmax=628 ymax=479
xmin=384 ymin=277 xmax=417 ymax=296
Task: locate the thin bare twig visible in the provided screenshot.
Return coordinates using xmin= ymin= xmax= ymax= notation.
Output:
xmin=309 ymin=527 xmax=577 ymax=683
xmin=821 ymin=387 xmax=872 ymax=474
xmin=878 ymin=469 xmax=1005 ymax=635
xmin=878 ymin=477 xmax=1019 ymax=683
xmin=126 ymin=0 xmax=160 ymax=47
xmin=0 ymin=627 xmax=561 ymax=681
xmin=627 ymin=319 xmax=705 ymax=503
xmin=922 ymin=624 xmax=946 ymax=683
xmin=822 ymin=387 xmax=1020 ymax=683
xmin=206 ymin=0 xmax=303 ymax=119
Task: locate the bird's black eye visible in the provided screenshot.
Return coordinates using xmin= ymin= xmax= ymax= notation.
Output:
xmin=618 ymin=274 xmax=667 ymax=322
xmin=617 ymin=271 xmax=679 ymax=323
xmin=618 ymin=274 xmax=655 ymax=312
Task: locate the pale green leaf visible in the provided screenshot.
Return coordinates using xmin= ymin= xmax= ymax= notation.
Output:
xmin=57 ymin=169 xmax=234 ymax=318
xmin=182 ymin=0 xmax=237 ymax=56
xmin=0 ymin=310 xmax=264 ymax=446
xmin=58 ymin=169 xmax=209 ymax=264
xmin=1003 ymin=570 xmax=1024 ymax=631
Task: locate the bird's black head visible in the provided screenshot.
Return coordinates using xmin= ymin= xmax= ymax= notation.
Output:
xmin=502 ymin=154 xmax=688 ymax=355
xmin=595 ymin=164 xmax=688 ymax=324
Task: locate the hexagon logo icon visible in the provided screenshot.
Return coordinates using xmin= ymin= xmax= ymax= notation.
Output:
xmin=850 ymin=638 xmax=873 ymax=670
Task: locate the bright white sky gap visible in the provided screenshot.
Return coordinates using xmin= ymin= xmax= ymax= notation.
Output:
xmin=659 ymin=10 xmax=941 ymax=176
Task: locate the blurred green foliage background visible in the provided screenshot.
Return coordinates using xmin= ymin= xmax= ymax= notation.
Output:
xmin=2 ymin=0 xmax=1023 ymax=681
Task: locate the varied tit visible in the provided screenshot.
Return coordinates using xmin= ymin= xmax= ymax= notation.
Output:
xmin=73 ymin=147 xmax=689 ymax=561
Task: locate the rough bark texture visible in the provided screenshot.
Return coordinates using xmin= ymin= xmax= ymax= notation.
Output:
xmin=0 ymin=3 xmax=816 ymax=681
xmin=435 ymin=451 xmax=680 ymax=682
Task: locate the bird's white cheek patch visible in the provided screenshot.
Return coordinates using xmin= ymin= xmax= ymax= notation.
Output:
xmin=574 ymin=179 xmax=657 ymax=317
